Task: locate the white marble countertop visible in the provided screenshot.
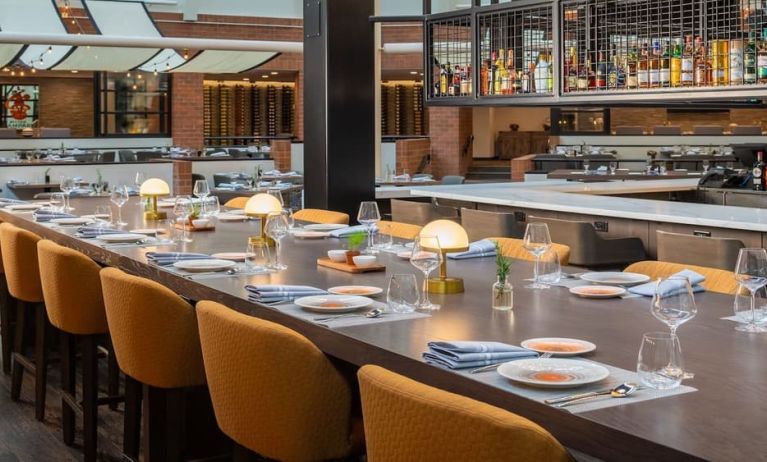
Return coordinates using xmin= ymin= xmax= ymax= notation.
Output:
xmin=409 ymin=179 xmax=767 ymax=232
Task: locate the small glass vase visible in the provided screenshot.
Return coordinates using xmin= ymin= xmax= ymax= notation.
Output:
xmin=492 ymin=275 xmax=513 ymax=311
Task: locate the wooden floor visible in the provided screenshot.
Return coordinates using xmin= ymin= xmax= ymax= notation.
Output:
xmin=0 ymin=353 xmax=125 ymax=461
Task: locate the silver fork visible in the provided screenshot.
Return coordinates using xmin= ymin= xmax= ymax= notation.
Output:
xmin=469 ymin=352 xmax=553 ymax=374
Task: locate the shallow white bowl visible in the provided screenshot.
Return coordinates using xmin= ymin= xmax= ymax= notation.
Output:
xmin=352 ymin=255 xmax=377 ymax=267
xmin=327 ymin=250 xmax=348 ymax=263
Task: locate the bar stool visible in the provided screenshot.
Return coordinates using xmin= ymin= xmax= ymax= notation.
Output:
xmin=292 ymin=208 xmax=350 ymax=225
xmin=0 ymin=224 xmax=12 ymax=375
xmin=37 ymin=240 xmax=120 ymax=461
xmin=490 ymin=237 xmax=571 ymax=265
xmin=99 ymin=267 xmax=226 ymax=461
xmin=358 ymin=365 xmax=573 ymax=462
xmin=377 ymin=220 xmax=422 ymax=240
xmin=0 ymin=223 xmax=48 ymax=421
xmin=625 ymin=261 xmax=739 ymax=295
xmin=196 ymin=301 xmax=360 ymax=461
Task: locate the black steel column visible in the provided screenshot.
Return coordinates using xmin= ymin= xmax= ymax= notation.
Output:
xmin=303 ymin=0 xmax=376 ymax=217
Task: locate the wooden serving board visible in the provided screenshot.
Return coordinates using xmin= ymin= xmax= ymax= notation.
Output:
xmin=317 ymin=257 xmax=385 ymax=273
xmin=173 ymin=222 xmax=216 ymax=232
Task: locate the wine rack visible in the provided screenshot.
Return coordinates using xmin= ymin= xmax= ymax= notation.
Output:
xmin=381 ymin=82 xmax=427 ymax=136
xmin=426 ymin=14 xmax=473 ymax=101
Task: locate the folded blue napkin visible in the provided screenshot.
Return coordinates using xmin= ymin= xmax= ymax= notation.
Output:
xmin=217 ymin=183 xmax=247 ymax=190
xmin=33 ymin=210 xmax=76 ymax=222
xmin=0 ymin=198 xmax=27 ymax=205
xmin=245 ymin=284 xmax=328 ymax=303
xmin=329 ymin=224 xmax=375 ymax=238
xmin=75 ymin=226 xmax=122 ymax=238
xmin=628 ymin=269 xmax=706 ymax=298
xmin=423 ymin=341 xmax=538 ymax=369
xmin=447 ymin=239 xmax=497 ymax=260
xmin=146 ymin=252 xmax=212 ymax=266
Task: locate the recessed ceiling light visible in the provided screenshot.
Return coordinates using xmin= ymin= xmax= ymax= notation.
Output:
xmin=243 ymin=77 xmax=250 ymax=81
xmin=262 ymin=75 xmax=269 ymax=78
xmin=410 ymin=71 xmax=418 ymax=75
xmin=270 ymin=71 xmax=278 ymax=75
xmin=71 ymin=70 xmax=79 ymax=73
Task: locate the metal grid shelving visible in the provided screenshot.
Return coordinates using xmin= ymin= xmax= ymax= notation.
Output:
xmin=426 ymin=14 xmax=473 ymax=100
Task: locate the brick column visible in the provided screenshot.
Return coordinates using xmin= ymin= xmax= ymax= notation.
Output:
xmin=270 ymin=139 xmax=292 ymax=171
xmin=173 ymin=160 xmax=193 ymax=196
xmin=428 ymin=107 xmax=473 ymax=179
xmin=395 ymin=138 xmax=431 ymax=175
xmin=171 ymin=73 xmax=204 ymax=151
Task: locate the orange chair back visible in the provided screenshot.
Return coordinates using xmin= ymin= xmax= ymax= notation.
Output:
xmin=377 ymin=221 xmax=422 ymax=240
xmin=293 ymin=209 xmax=349 ymax=225
xmin=0 ymin=223 xmax=43 ymax=303
xmin=491 ymin=237 xmax=570 ymax=265
xmin=197 ymin=301 xmax=352 ymax=461
xmin=625 ymin=260 xmax=739 ymax=295
xmin=224 ymin=197 xmax=249 ymax=209
xmin=99 ymin=267 xmax=205 ymax=388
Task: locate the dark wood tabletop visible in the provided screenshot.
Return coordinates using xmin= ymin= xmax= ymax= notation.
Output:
xmin=547 ymin=169 xmax=703 ymax=181
xmin=1 ymin=197 xmax=765 ymax=462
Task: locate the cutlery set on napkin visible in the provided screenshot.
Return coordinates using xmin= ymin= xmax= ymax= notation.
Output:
xmin=33 ymin=209 xmax=76 ymax=222
xmin=447 ymin=239 xmax=497 ymax=260
xmin=146 ymin=252 xmax=212 ymax=266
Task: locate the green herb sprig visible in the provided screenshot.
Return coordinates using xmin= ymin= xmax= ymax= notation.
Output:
xmin=495 ymin=241 xmax=511 ymax=280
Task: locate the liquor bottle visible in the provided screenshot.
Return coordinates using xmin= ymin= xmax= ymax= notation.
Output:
xmin=650 ymin=39 xmax=662 ymax=88
xmin=711 ymin=40 xmax=729 ymax=86
xmin=660 ymin=41 xmax=671 ymax=87
xmin=447 ymin=62 xmax=456 ymax=95
xmin=534 ymin=52 xmax=550 ymax=94
xmin=439 ymin=64 xmax=448 ymax=96
xmin=596 ymin=51 xmax=607 ymax=89
xmin=694 ymin=37 xmax=710 ymax=87
xmin=671 ymin=38 xmax=683 ymax=87
xmin=480 ymin=60 xmax=489 ymax=95
xmin=587 ymin=57 xmax=597 ymax=89
xmin=504 ymin=49 xmax=515 ymax=94
xmin=626 ymin=49 xmax=639 ymax=89
xmin=744 ymin=33 xmax=757 ymax=84
xmin=521 ymin=66 xmax=531 ymax=93
xmin=512 ymin=71 xmax=522 ymax=94
xmin=638 ymin=42 xmax=650 ymax=89
xmin=730 ymin=38 xmax=744 ymax=85
xmin=567 ymin=47 xmax=579 ymax=92
xmin=753 ymin=151 xmax=764 ymax=191
xmin=466 ymin=65 xmax=473 ymax=95
xmin=759 ymin=29 xmax=767 ymax=84
xmin=459 ymin=66 xmax=469 ymax=96
xmin=577 ymin=56 xmax=589 ymax=91
xmin=681 ymin=35 xmax=695 ymax=86
xmin=494 ymin=50 xmax=505 ymax=95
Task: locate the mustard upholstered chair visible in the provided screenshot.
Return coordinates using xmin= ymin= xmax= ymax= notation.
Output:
xmin=100 ymin=267 xmax=224 ymax=461
xmin=490 ymin=237 xmax=571 ymax=266
xmin=293 ymin=208 xmax=350 ymax=225
xmin=197 ymin=301 xmax=356 ymax=461
xmin=224 ymin=196 xmax=249 ymax=209
xmin=38 ymin=240 xmax=118 ymax=461
xmin=377 ymin=220 xmax=423 ymax=240
xmin=358 ymin=365 xmax=572 ymax=462
xmin=625 ymin=261 xmax=739 ymax=295
xmin=0 ymin=223 xmax=12 ymax=375
xmin=0 ymin=223 xmax=49 ymax=421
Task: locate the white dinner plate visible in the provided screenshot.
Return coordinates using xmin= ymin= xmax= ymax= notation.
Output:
xmin=579 ymin=272 xmax=650 ymax=286
xmin=211 ymin=252 xmax=248 ymax=262
xmin=7 ymin=204 xmax=43 ymax=211
xmin=327 ymin=286 xmax=383 ymax=297
xmin=304 ymin=223 xmax=348 ymax=232
xmin=97 ymin=233 xmax=147 ymax=244
xmin=293 ymin=231 xmax=330 ymax=239
xmin=217 ymin=214 xmax=249 ymax=222
xmin=294 ymin=295 xmax=374 ymax=313
xmin=50 ymin=217 xmax=93 ymax=226
xmin=497 ymin=358 xmax=609 ymax=389
xmin=569 ymin=285 xmax=626 ymax=299
xmin=172 ymin=259 xmax=237 ymax=273
xmin=520 ymin=338 xmax=597 ymax=357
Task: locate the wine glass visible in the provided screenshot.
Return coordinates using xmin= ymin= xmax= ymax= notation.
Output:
xmin=202 ymin=196 xmax=220 ymax=219
xmin=134 ymin=172 xmax=146 ymax=190
xmin=173 ymin=196 xmax=194 ymax=243
xmin=283 ymin=208 xmax=295 ymax=229
xmin=357 ymin=201 xmax=381 ymax=254
xmin=59 ymin=176 xmax=76 ymax=211
xmin=49 ymin=192 xmax=66 ymax=213
xmin=265 ymin=211 xmax=290 ymax=270
xmin=109 ymin=185 xmax=129 ymax=226
xmin=583 ymin=158 xmax=590 ymax=173
xmin=523 ymin=223 xmax=552 ymax=289
xmin=733 ymin=248 xmax=767 ymax=333
xmin=193 ymin=179 xmax=210 ymax=199
xmin=387 ymin=274 xmax=419 ymax=313
xmin=637 ymin=332 xmax=684 ymax=390
xmin=410 ymin=235 xmax=442 ymax=311
xmin=609 ymin=161 xmax=617 ymax=175
xmin=245 ymin=237 xmax=271 ymax=272
xmin=734 ymin=285 xmax=767 ymax=328
xmin=652 ymin=276 xmax=697 ymax=336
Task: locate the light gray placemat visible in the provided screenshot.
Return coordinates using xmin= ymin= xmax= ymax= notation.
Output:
xmin=269 ymin=301 xmax=430 ymax=329
xmin=532 ymin=278 xmax=643 ymax=299
xmin=457 ymin=360 xmax=696 ymax=414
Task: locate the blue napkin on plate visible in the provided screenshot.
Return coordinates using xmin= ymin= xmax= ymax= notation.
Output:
xmin=146 ymin=252 xmax=212 ymax=266
xmin=329 ymin=225 xmax=375 ymax=238
xmin=33 ymin=210 xmax=77 ymax=222
xmin=75 ymin=226 xmax=122 ymax=238
xmin=245 ymin=284 xmax=327 ymax=303
xmin=447 ymin=239 xmax=497 ymax=260
xmin=423 ymin=341 xmax=538 ymax=369
xmin=628 ymin=269 xmax=706 ymax=298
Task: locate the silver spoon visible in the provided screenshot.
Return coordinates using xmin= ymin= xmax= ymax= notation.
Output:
xmin=313 ymin=308 xmax=383 ymax=323
xmin=553 ymin=383 xmax=639 ymax=408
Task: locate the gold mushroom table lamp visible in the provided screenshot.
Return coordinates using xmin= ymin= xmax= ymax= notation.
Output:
xmin=420 ymin=219 xmax=470 ymax=294
xmin=244 ymin=193 xmax=283 ymax=244
xmin=139 ymin=178 xmax=170 ymax=220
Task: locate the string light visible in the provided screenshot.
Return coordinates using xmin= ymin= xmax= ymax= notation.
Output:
xmin=183 ymin=49 xmax=189 ymax=60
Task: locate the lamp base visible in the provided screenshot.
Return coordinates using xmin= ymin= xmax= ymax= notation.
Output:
xmin=427 ymin=277 xmax=464 ymax=294
xmin=144 ymin=211 xmax=167 ymax=220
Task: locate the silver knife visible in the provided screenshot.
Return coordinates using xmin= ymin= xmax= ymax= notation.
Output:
xmin=544 ymin=387 xmax=616 ymax=405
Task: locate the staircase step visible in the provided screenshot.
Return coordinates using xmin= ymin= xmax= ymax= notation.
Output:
xmin=468 ymin=166 xmax=510 ymax=173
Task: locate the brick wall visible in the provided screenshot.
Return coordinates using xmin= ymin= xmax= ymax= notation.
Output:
xmin=395 ymin=138 xmax=431 ymax=175
xmin=172 ymin=160 xmax=192 ymax=195
xmin=171 ymin=73 xmax=204 ymax=150
xmin=270 ymin=139 xmax=292 ymax=171
xmin=428 ymin=107 xmax=472 ymax=179
xmin=612 ymin=107 xmax=767 ymax=132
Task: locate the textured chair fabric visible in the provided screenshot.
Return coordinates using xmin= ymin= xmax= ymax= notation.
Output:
xmin=0 ymin=223 xmax=43 ymax=303
xmin=37 ymin=240 xmax=107 ymax=336
xmin=391 ymin=199 xmax=459 ymax=226
xmin=377 ymin=221 xmax=422 ymax=240
xmin=224 ymin=197 xmax=249 ymax=209
xmin=656 ymin=231 xmax=744 ymax=271
xmin=358 ymin=365 xmax=572 ymax=462
xmin=490 ymin=237 xmax=571 ymax=265
xmin=625 ymin=261 xmax=739 ymax=295
xmin=99 ymin=267 xmax=206 ymax=389
xmin=293 ymin=208 xmax=350 ymax=225
xmin=196 ymin=301 xmax=353 ymax=461
xmin=461 ymin=208 xmax=518 ymax=241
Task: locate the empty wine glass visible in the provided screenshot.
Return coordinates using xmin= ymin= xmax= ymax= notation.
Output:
xmin=583 ymin=159 xmax=590 ymax=173
xmin=733 ymin=248 xmax=767 ymax=333
xmin=173 ymin=196 xmax=194 ymax=243
xmin=410 ymin=235 xmax=442 ymax=311
xmin=134 ymin=172 xmax=145 ymax=190
xmin=283 ymin=208 xmax=295 ymax=229
xmin=59 ymin=176 xmax=76 ymax=211
xmin=202 ymin=196 xmax=220 ymax=218
xmin=733 ymin=284 xmax=767 ymax=328
xmin=652 ymin=276 xmax=697 ymax=336
xmin=637 ymin=332 xmax=684 ymax=390
xmin=523 ymin=223 xmax=552 ymax=289
xmin=265 ymin=211 xmax=290 ymax=270
xmin=357 ymin=201 xmax=381 ymax=254
xmin=49 ymin=192 xmax=65 ymax=212
xmin=93 ymin=205 xmax=113 ymax=228
xmin=387 ymin=274 xmax=419 ymax=313
xmin=609 ymin=161 xmax=617 ymax=175
xmin=193 ymin=179 xmax=210 ymax=199
xmin=109 ymin=185 xmax=129 ymax=226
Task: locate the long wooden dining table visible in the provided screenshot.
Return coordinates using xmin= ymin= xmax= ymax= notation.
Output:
xmin=1 ymin=197 xmax=765 ymax=462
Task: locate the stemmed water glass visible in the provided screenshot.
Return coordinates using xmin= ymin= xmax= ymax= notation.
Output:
xmin=202 ymin=196 xmax=220 ymax=219
xmin=410 ymin=235 xmax=442 ymax=311
xmin=523 ymin=223 xmax=552 ymax=289
xmin=733 ymin=248 xmax=767 ymax=333
xmin=173 ymin=196 xmax=194 ymax=243
xmin=357 ymin=201 xmax=381 ymax=254
xmin=193 ymin=179 xmax=210 ymax=200
xmin=109 ymin=185 xmax=129 ymax=226
xmin=652 ymin=276 xmax=697 ymax=336
xmin=265 ymin=211 xmax=290 ymax=270
xmin=59 ymin=176 xmax=76 ymax=211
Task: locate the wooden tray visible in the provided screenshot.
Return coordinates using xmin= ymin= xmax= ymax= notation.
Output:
xmin=317 ymin=257 xmax=385 ymax=273
xmin=173 ymin=222 xmax=216 ymax=232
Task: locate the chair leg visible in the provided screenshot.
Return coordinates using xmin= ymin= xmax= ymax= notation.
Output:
xmin=144 ymin=386 xmax=184 ymax=462
xmin=82 ymin=336 xmax=99 ymax=462
xmin=0 ymin=278 xmax=12 ymax=375
xmin=60 ymin=332 xmax=77 ymax=446
xmin=107 ymin=337 xmax=120 ymax=411
xmin=123 ymin=375 xmax=143 ymax=460
xmin=33 ymin=303 xmax=48 ymax=422
xmin=10 ymin=300 xmax=26 ymax=402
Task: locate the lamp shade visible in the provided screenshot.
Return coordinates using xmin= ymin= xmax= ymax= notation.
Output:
xmin=420 ymin=220 xmax=469 ymax=252
xmin=244 ymin=193 xmax=283 ymax=215
xmin=139 ymin=178 xmax=170 ymax=196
